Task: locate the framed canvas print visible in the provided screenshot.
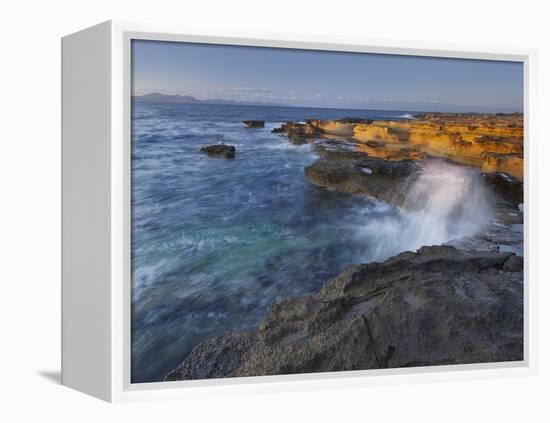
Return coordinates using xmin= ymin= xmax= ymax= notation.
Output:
xmin=61 ymin=21 xmax=537 ymax=402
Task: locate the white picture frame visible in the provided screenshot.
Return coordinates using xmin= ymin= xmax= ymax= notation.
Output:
xmin=61 ymin=20 xmax=538 ymax=403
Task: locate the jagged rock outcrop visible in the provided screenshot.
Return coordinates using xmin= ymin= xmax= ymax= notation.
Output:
xmin=199 ymin=144 xmax=236 ymax=158
xmin=308 ymin=118 xmax=374 ymax=136
xmin=271 ymin=121 xmax=323 ymax=144
xmin=165 ymin=245 xmax=523 ymax=381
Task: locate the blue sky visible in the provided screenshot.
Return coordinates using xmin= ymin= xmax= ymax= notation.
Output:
xmin=132 ymin=40 xmax=523 ymax=112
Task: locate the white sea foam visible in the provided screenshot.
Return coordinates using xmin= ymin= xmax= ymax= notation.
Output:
xmin=358 ymin=160 xmax=493 ymax=262
xmin=264 ymin=121 xmax=286 ymax=130
xmin=263 ymin=140 xmax=314 ymax=152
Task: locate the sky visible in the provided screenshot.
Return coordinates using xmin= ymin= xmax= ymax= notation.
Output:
xmin=132 ymin=40 xmax=523 ymax=113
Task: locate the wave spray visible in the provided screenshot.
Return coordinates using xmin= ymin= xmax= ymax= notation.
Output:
xmin=359 ymin=160 xmax=493 ymax=261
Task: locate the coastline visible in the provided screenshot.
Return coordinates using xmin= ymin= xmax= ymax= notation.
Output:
xmin=163 ymin=112 xmax=524 ymax=382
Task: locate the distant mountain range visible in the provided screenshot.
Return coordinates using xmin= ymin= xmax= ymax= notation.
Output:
xmin=133 ymin=93 xmax=290 ymax=107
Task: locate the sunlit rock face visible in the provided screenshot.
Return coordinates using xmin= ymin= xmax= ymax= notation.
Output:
xmin=272 ymin=113 xmax=524 ymax=180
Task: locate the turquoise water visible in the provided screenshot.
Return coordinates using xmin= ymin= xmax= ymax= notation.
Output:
xmin=131 ymin=102 xmax=414 ymax=382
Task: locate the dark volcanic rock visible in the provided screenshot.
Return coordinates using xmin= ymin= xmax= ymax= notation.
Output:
xmin=199 ymin=144 xmax=236 ymax=159
xmin=304 ymin=156 xmax=419 ymax=206
xmin=165 ymin=245 xmax=523 ymax=380
xmin=242 ymin=120 xmax=265 ymax=128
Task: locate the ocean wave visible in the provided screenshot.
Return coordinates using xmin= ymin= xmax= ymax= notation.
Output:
xmin=263 ymin=140 xmax=313 ymax=152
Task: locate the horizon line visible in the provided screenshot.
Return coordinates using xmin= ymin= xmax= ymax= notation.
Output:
xmin=132 ymin=93 xmax=523 ymax=115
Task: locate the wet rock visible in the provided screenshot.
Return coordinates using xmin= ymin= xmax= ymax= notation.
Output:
xmin=199 ymin=144 xmax=236 ymax=159
xmin=314 ymin=140 xmax=370 ymax=161
xmin=483 ymin=171 xmax=523 ymax=205
xmin=242 ymin=120 xmax=265 ymax=128
xmin=165 ymin=245 xmax=523 ymax=380
xmin=304 ymin=156 xmax=419 ymax=206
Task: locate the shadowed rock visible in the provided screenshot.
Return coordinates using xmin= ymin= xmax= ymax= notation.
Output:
xmin=483 ymin=172 xmax=524 ymax=204
xmin=199 ymin=144 xmax=236 ymax=159
xmin=304 ymin=155 xmax=419 ymax=206
xmin=242 ymin=120 xmax=265 ymax=128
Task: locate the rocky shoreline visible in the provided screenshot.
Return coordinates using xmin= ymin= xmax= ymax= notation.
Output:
xmin=164 ymin=112 xmax=524 ymax=381
xmin=275 ymin=112 xmax=523 ymax=179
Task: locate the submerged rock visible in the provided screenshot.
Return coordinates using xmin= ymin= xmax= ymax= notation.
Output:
xmin=165 ymin=245 xmax=523 ymax=380
xmin=199 ymin=144 xmax=236 ymax=159
xmin=242 ymin=120 xmax=265 ymax=128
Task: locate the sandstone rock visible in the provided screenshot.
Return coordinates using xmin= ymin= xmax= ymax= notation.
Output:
xmin=352 ymin=113 xmax=522 ymax=179
xmin=481 ymin=152 xmax=523 ymax=180
xmin=242 ymin=120 xmax=265 ymax=128
xmin=274 ymin=113 xmax=524 ymax=179
xmin=354 ymin=124 xmax=403 ymax=143
xmin=308 ymin=118 xmax=373 ymax=136
xmin=199 ymin=144 xmax=236 ymax=159
xmin=166 ymin=246 xmax=523 ymax=380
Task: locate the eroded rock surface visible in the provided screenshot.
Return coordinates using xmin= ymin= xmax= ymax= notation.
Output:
xmin=165 ymin=245 xmax=523 ymax=380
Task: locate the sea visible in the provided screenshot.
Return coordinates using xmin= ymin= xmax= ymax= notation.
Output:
xmin=130 ymin=102 xmax=484 ymax=383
